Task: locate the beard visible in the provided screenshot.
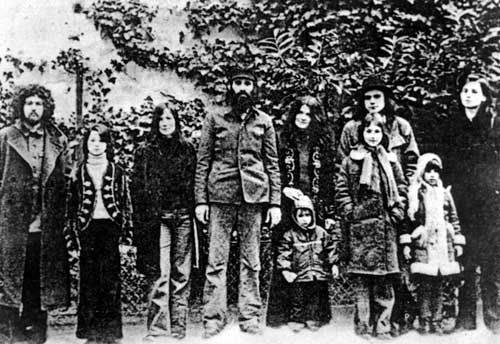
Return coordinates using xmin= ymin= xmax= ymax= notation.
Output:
xmin=230 ymin=92 xmax=254 ymax=112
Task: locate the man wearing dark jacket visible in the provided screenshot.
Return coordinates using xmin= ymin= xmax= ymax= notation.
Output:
xmin=0 ymin=85 xmax=70 ymax=344
xmin=195 ymin=65 xmax=281 ymax=337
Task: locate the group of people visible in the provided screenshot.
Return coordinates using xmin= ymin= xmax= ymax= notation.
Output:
xmin=0 ymin=66 xmax=499 ymax=344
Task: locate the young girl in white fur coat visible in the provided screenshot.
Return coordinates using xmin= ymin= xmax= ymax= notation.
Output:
xmin=401 ymin=153 xmax=465 ymax=334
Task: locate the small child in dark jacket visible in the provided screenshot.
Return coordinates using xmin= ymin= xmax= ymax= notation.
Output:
xmin=277 ymin=187 xmax=340 ymax=333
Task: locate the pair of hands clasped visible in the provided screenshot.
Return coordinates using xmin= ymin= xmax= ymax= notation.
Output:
xmin=282 ymin=265 xmax=339 ymax=283
xmin=195 ymin=204 xmax=282 ymax=228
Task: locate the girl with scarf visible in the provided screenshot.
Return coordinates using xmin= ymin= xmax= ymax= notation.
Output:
xmin=69 ymin=124 xmax=132 ymax=344
xmin=402 ymin=153 xmax=464 ymax=335
xmin=335 ymin=113 xmax=407 ymax=339
xmin=131 ymin=104 xmax=196 ymax=341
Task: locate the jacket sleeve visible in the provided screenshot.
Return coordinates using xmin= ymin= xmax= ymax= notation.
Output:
xmin=321 ymin=129 xmax=337 ymax=219
xmin=64 ymin=172 xmax=80 ymax=252
xmin=194 ymin=113 xmax=215 ymax=205
xmin=263 ymin=120 xmax=281 ymax=206
xmin=337 ymin=121 xmax=356 ymax=165
xmin=400 ymin=121 xmax=420 ymax=180
xmin=325 ymin=229 xmax=340 ymax=265
xmin=276 ymin=230 xmax=294 ymax=272
xmin=445 ymin=188 xmax=465 ymax=246
xmin=131 ymin=146 xmax=147 ymax=228
xmin=119 ymin=169 xmax=134 ymax=245
xmin=392 ymin=159 xmax=409 ymax=239
xmin=335 ymin=158 xmax=354 ymax=220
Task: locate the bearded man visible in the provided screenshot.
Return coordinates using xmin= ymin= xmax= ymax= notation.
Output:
xmin=0 ymin=85 xmax=70 ymax=344
xmin=194 ymin=65 xmax=281 ymax=337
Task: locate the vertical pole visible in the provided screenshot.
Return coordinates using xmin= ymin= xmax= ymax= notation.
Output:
xmin=76 ymin=69 xmax=83 ymax=130
xmin=74 ymin=69 xmax=84 ymax=167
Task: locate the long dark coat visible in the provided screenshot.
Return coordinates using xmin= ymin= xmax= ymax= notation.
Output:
xmin=335 ymin=146 xmax=408 ymax=275
xmin=0 ymin=123 xmax=70 ymax=308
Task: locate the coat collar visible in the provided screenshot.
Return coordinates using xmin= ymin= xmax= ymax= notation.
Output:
xmin=7 ymin=122 xmax=65 ymax=184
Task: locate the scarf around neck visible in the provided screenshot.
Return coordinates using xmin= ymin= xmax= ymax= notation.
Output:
xmin=357 ymin=145 xmax=401 ymax=208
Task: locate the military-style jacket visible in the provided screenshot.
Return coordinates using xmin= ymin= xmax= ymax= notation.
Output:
xmin=195 ymin=108 xmax=281 ymax=206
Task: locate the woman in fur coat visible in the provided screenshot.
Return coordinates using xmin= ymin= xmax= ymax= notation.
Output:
xmin=402 ymin=153 xmax=465 ymax=334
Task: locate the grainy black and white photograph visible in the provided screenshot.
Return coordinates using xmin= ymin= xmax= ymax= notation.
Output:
xmin=0 ymin=0 xmax=499 ymax=343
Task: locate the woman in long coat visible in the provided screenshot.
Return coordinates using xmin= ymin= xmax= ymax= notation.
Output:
xmin=266 ymin=95 xmax=337 ymax=327
xmin=441 ymin=72 xmax=500 ymax=333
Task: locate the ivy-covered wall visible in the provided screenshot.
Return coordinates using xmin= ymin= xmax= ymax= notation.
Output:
xmin=1 ymin=0 xmax=500 ymax=317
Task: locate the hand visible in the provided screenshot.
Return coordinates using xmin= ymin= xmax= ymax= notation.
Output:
xmin=325 ymin=218 xmax=336 ymax=231
xmin=390 ymin=207 xmax=405 ymax=225
xmin=403 ymin=245 xmax=412 ymax=261
xmin=266 ymin=206 xmax=282 ymax=228
xmin=282 ymin=270 xmax=298 ymax=283
xmin=195 ymin=204 xmax=210 ymax=224
xmin=455 ymin=245 xmax=463 ymax=258
xmin=331 ymin=265 xmax=339 ymax=279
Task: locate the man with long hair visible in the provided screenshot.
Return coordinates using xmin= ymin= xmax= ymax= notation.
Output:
xmin=0 ymin=84 xmax=70 ymax=343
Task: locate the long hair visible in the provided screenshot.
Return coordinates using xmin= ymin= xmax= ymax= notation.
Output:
xmin=357 ymin=113 xmax=389 ymax=150
xmin=11 ymin=84 xmax=55 ymax=123
xmin=281 ymin=95 xmax=331 ymax=147
xmin=457 ymin=73 xmax=493 ymax=123
xmin=149 ymin=103 xmax=183 ymax=143
xmin=82 ymin=123 xmax=114 ymax=161
xmin=353 ymin=89 xmax=396 ymax=122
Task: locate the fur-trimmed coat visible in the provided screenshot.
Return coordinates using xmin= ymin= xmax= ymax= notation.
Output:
xmin=404 ymin=184 xmax=464 ymax=276
xmin=335 ymin=146 xmax=408 ymax=275
xmin=0 ymin=123 xmax=70 ymax=308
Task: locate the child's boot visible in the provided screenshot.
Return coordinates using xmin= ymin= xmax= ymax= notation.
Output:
xmin=287 ymin=322 xmax=305 ymax=333
xmin=418 ymin=318 xmax=431 ymax=335
xmin=431 ymin=320 xmax=444 ymax=335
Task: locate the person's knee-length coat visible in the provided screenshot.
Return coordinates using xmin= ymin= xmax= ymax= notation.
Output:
xmin=335 ymin=146 xmax=408 ymax=275
xmin=0 ymin=124 xmax=70 ymax=309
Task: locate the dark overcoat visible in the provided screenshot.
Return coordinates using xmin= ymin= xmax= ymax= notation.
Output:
xmin=335 ymin=147 xmax=408 ymax=275
xmin=0 ymin=123 xmax=70 ymax=308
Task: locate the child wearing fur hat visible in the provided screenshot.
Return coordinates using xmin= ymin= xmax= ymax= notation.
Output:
xmin=401 ymin=153 xmax=465 ymax=335
xmin=276 ymin=188 xmax=340 ymax=333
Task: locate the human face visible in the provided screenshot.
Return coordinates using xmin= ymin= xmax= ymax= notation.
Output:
xmin=296 ymin=208 xmax=313 ymax=228
xmin=158 ymin=111 xmax=176 ymax=137
xmin=231 ymin=77 xmax=255 ymax=96
xmin=364 ymin=89 xmax=385 ymax=114
xmin=23 ymin=95 xmax=44 ymax=125
xmin=460 ymin=81 xmax=486 ymax=109
xmin=87 ymin=130 xmax=107 ymax=157
xmin=423 ymin=169 xmax=440 ymax=186
xmin=363 ymin=123 xmax=383 ymax=147
xmin=294 ymin=104 xmax=312 ymax=129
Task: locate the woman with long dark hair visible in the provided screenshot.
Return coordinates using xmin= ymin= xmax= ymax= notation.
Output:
xmin=267 ymin=95 xmax=338 ymax=329
xmin=132 ymin=104 xmax=196 ymax=341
